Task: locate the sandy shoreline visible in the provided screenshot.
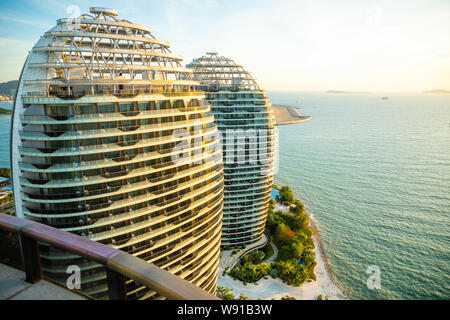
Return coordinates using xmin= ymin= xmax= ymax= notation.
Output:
xmin=217 ymin=204 xmax=348 ymax=300
xmin=217 ymin=231 xmax=347 ymax=300
xmin=306 ymin=211 xmax=348 ymax=299
xmin=272 ymin=105 xmax=311 ymax=125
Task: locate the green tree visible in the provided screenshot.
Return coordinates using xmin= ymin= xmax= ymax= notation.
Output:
xmin=277 ymin=186 xmax=294 ymax=205
xmin=266 ymin=213 xmax=284 ymax=234
xmin=0 ymin=168 xmax=10 ymax=178
xmin=247 ymin=250 xmax=263 ymax=264
xmin=238 ymin=293 xmax=250 ymax=300
xmin=216 ymin=286 xmax=236 ymax=300
xmin=274 ymin=223 xmax=290 ymax=237
xmin=229 ymin=262 xmax=270 ymax=283
xmin=290 ymin=199 xmax=305 ymax=215
xmin=278 ymin=243 xmax=303 ymax=261
xmin=273 ymin=228 xmax=296 ymax=248
xmin=269 ymin=198 xmax=275 ymax=211
xmin=303 ymin=250 xmax=316 ymax=266
xmin=281 ymin=295 xmax=296 ymax=300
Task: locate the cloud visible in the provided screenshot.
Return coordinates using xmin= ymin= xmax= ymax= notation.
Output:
xmin=0 ymin=16 xmax=47 ymax=28
xmin=0 ymin=0 xmax=449 ymax=90
xmin=0 ymin=37 xmax=32 ymax=49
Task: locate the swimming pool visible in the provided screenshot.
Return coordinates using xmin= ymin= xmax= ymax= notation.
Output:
xmin=270 ymin=188 xmax=279 ymax=200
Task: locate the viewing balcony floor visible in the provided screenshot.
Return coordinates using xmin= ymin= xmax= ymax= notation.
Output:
xmin=0 ymin=263 xmax=87 ymax=300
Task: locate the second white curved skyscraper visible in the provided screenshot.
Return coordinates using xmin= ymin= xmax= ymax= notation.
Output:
xmin=187 ymin=53 xmax=277 ymax=247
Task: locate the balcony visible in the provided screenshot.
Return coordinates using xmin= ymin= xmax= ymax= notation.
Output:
xmin=0 ymin=213 xmax=218 ymax=300
xmin=18 ymin=116 xmax=214 ymax=141
xmin=21 ymin=88 xmax=206 ymax=104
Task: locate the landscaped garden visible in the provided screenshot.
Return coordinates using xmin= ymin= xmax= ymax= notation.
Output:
xmin=225 ymin=185 xmax=317 ymax=286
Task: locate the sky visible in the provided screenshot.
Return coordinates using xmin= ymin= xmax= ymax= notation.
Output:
xmin=0 ymin=0 xmax=449 ymax=92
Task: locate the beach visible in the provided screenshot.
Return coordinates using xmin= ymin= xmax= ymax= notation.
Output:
xmin=217 ymin=229 xmax=347 ymax=300
xmin=215 ymin=126 xmax=347 ymax=300
xmin=217 ymin=201 xmax=348 ymax=300
xmin=271 ymin=105 xmax=311 ymax=125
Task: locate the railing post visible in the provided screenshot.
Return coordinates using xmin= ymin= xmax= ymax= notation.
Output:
xmin=19 ymin=234 xmax=42 ymax=284
xmin=106 ymin=268 xmax=127 ymax=300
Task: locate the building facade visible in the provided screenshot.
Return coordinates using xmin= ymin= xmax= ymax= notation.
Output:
xmin=10 ymin=8 xmax=224 ymax=299
xmin=187 ymin=53 xmax=277 ymax=247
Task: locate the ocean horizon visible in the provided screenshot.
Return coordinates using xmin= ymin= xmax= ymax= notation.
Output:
xmin=269 ymin=91 xmax=449 ymax=299
xmin=1 ymin=91 xmax=449 ymax=299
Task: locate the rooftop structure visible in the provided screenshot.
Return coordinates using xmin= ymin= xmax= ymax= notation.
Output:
xmin=10 ymin=8 xmax=224 ymax=299
xmin=187 ymin=53 xmax=277 ymax=247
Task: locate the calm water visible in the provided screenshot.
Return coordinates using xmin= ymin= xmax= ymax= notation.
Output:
xmin=0 ymin=102 xmax=12 ymax=168
xmin=268 ymin=91 xmax=450 ymax=299
xmin=1 ymin=93 xmax=449 ymax=299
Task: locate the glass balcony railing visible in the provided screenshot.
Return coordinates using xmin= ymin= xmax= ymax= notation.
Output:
xmin=20 ymin=106 xmax=210 ymax=124
xmin=20 ymin=147 xmax=221 ymax=187
xmin=22 ymin=162 xmax=222 ymax=208
xmin=19 ymin=116 xmax=215 ymax=141
xmin=20 ymin=139 xmax=220 ymax=174
xmin=18 ymin=126 xmax=218 ymax=157
xmin=22 ymin=89 xmax=205 ymax=101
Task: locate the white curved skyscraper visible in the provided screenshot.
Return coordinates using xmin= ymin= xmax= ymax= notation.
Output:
xmin=10 ymin=8 xmax=224 ymax=299
xmin=187 ymin=53 xmax=277 ymax=247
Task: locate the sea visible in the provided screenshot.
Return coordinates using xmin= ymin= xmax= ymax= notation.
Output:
xmin=1 ymin=91 xmax=449 ymax=299
xmin=0 ymin=102 xmax=12 ymax=169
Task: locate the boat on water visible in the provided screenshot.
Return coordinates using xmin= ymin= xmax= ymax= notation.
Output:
xmin=381 ymin=96 xmax=389 ymax=100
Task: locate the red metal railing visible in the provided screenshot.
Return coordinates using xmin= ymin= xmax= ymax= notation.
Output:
xmin=0 ymin=212 xmax=218 ymax=300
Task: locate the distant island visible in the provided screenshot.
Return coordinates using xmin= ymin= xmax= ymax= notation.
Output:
xmin=0 ymin=107 xmax=12 ymax=115
xmin=0 ymin=80 xmax=17 ymax=103
xmin=327 ymin=90 xmax=370 ymax=94
xmin=0 ymin=80 xmax=18 ymax=97
xmin=423 ymin=89 xmax=450 ymax=94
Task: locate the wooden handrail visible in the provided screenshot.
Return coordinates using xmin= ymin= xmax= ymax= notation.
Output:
xmin=0 ymin=212 xmax=219 ymax=300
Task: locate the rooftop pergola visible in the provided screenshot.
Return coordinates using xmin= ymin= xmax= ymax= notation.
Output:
xmin=187 ymin=52 xmax=261 ymax=91
xmin=26 ymin=7 xmax=197 ymax=96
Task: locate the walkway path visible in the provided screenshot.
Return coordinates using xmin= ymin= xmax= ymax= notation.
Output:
xmin=217 ymin=236 xmax=348 ymax=300
xmin=0 ymin=263 xmax=87 ymax=300
xmin=217 ymin=234 xmax=347 ymax=300
xmin=264 ymin=242 xmax=278 ymax=264
xmin=219 ymin=234 xmax=268 ymax=270
xmin=275 ymin=203 xmax=290 ymax=213
xmin=217 ymin=188 xmax=348 ymax=300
